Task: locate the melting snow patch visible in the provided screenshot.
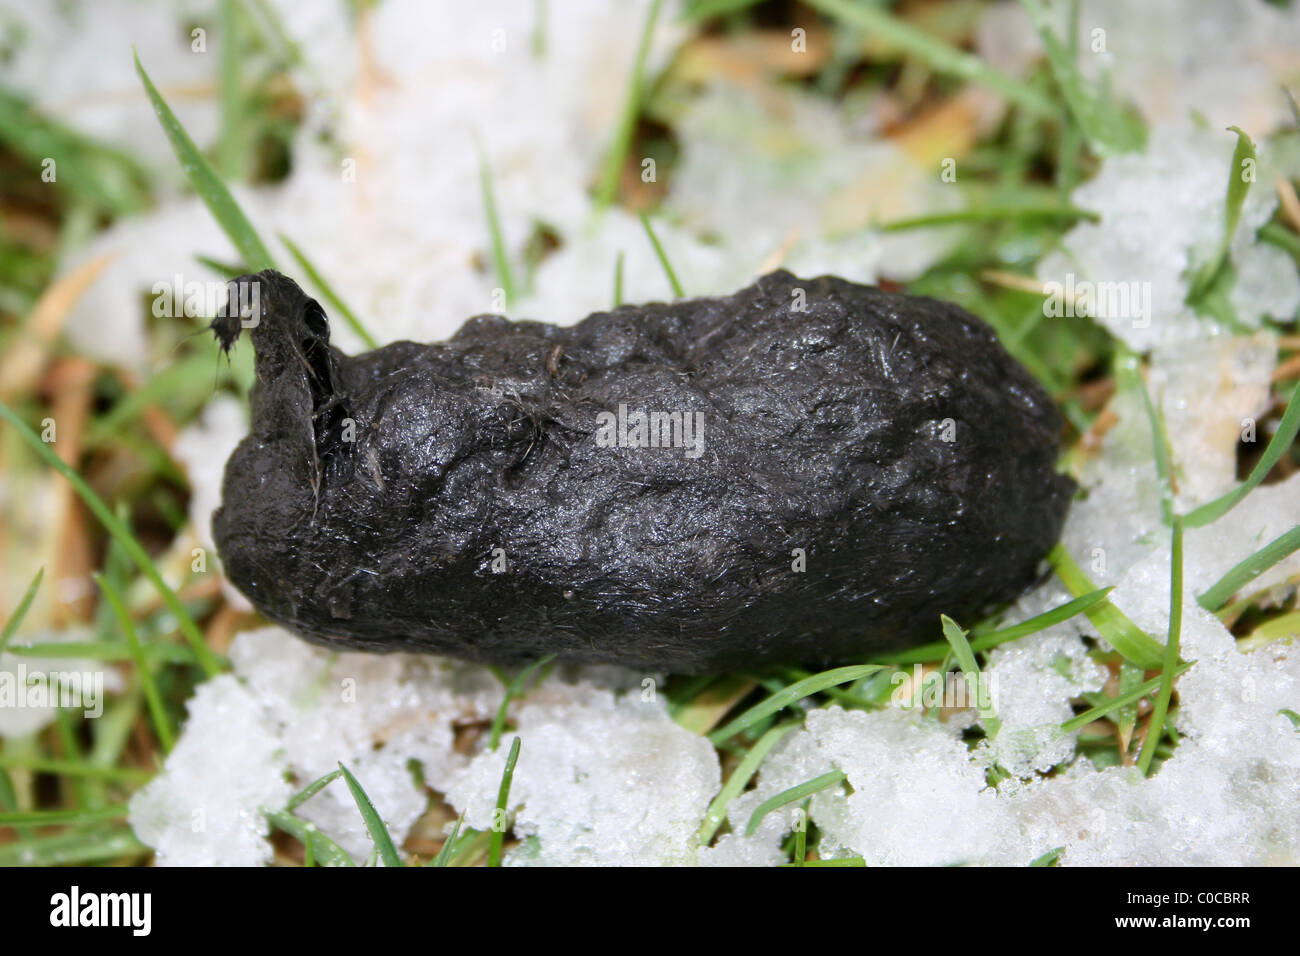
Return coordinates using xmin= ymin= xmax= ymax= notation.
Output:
xmin=445 ymin=679 xmax=720 ymax=866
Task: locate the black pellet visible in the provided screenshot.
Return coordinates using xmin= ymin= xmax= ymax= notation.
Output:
xmin=212 ymin=270 xmax=1074 ymax=673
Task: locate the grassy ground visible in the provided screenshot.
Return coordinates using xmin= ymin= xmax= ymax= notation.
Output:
xmin=1 ymin=0 xmax=1298 ymax=866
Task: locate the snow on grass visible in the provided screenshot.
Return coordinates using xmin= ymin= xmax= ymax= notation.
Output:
xmin=11 ymin=0 xmax=1296 ymax=866
xmin=1037 ymin=124 xmax=1300 ymax=351
xmin=445 ymin=678 xmax=721 ymax=866
xmin=128 ymin=674 xmax=288 ymax=867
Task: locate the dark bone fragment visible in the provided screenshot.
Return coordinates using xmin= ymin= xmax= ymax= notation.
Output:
xmin=212 ymin=270 xmax=1074 ymax=674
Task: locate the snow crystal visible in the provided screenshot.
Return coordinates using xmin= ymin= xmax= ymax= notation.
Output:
xmin=128 ymin=627 xmax=503 ymax=863
xmin=981 ymin=606 xmax=1108 ymax=778
xmin=1038 ymin=123 xmax=1299 ymax=352
xmin=781 ymin=707 xmax=1003 ymax=866
xmin=977 ymin=0 xmax=1300 ymax=137
xmin=128 ymin=627 xmax=722 ymax=866
xmin=128 ymin=674 xmax=289 ymax=867
xmin=445 ymin=677 xmax=719 ymax=866
xmin=226 ymin=627 xmax=502 ymax=861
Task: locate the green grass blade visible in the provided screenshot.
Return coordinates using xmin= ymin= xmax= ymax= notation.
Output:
xmin=1198 ymin=525 xmax=1300 ymax=611
xmin=280 ymin=234 xmax=379 ymax=348
xmin=0 ymin=802 xmax=129 ymax=826
xmin=0 ymin=400 xmax=222 ymax=676
xmin=1260 ymin=221 xmax=1300 ymax=265
xmin=85 ymin=354 xmax=219 ymax=447
xmin=745 ymin=770 xmax=846 ymax=836
xmin=678 ymin=0 xmax=763 ymax=21
xmin=4 ymin=641 xmax=198 ymax=663
xmin=1118 ymin=352 xmax=1175 ymax=524
xmin=0 ymin=827 xmax=148 ymax=866
xmin=218 ymin=0 xmax=249 ymax=182
xmin=286 ymin=768 xmax=344 ymax=811
xmin=0 ymin=90 xmax=151 ymax=215
xmin=243 ymin=0 xmax=309 ymax=71
xmin=698 ymin=721 xmax=799 ymax=845
xmin=879 ymin=588 xmax=1113 ymax=665
xmin=1138 ymin=517 xmax=1185 ymax=775
xmin=940 ymin=615 xmax=1000 ymax=736
xmin=595 ymin=0 xmax=664 ymax=207
xmin=0 ymin=566 xmax=43 ymax=655
xmin=338 ymin=762 xmax=403 ymax=867
xmin=263 ymin=808 xmax=356 ymax=866
xmin=94 ymin=573 xmax=175 ymax=753
xmin=1048 ymin=544 xmax=1166 ymax=669
xmin=781 ymin=857 xmax=865 ymax=867
xmin=1188 ymin=127 xmax=1257 ymax=301
xmin=792 ymin=798 xmax=808 ymax=865
xmin=1184 ymin=377 xmax=1300 ymax=528
xmin=478 ymin=147 xmax=517 ymax=308
xmin=613 ymin=250 xmax=625 ymax=308
xmin=444 ymin=827 xmax=492 ymax=867
xmin=1062 ymin=659 xmax=1195 ymax=732
xmin=0 ymin=755 xmax=152 ymax=784
xmin=1017 ymin=0 xmax=1145 ymax=154
xmin=428 ymin=811 xmax=466 ymax=867
xmin=806 ymin=0 xmax=1055 ymax=117
xmin=1114 ymin=659 xmax=1144 ymax=752
xmin=639 ymin=212 xmax=684 ymax=298
xmin=1030 ymin=846 xmax=1063 ymax=867
xmin=488 ymin=654 xmax=555 ymax=751
xmin=134 ymin=50 xmax=276 ymax=271
xmin=195 ymin=253 xmax=246 ymax=278
xmin=879 ymin=206 xmax=1098 ymax=231
xmin=532 ymin=0 xmax=548 ymax=57
xmin=489 ymin=736 xmax=521 ymax=867
xmin=707 ymin=664 xmax=884 ymax=745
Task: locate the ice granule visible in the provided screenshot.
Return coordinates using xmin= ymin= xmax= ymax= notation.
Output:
xmin=226 ymin=627 xmax=502 ymax=862
xmin=802 ymin=707 xmax=1003 ymax=866
xmin=986 ymin=590 xmax=1299 ymax=866
xmin=128 ymin=674 xmax=289 ymax=867
xmin=444 ymin=678 xmax=720 ymax=866
xmin=1148 ymin=333 xmax=1276 ymax=512
xmin=981 ymin=601 xmax=1108 ymax=778
xmin=128 ymin=626 xmax=503 ymax=864
xmin=1038 ymin=123 xmax=1298 ymax=352
xmin=977 ymin=0 xmax=1300 ymax=137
